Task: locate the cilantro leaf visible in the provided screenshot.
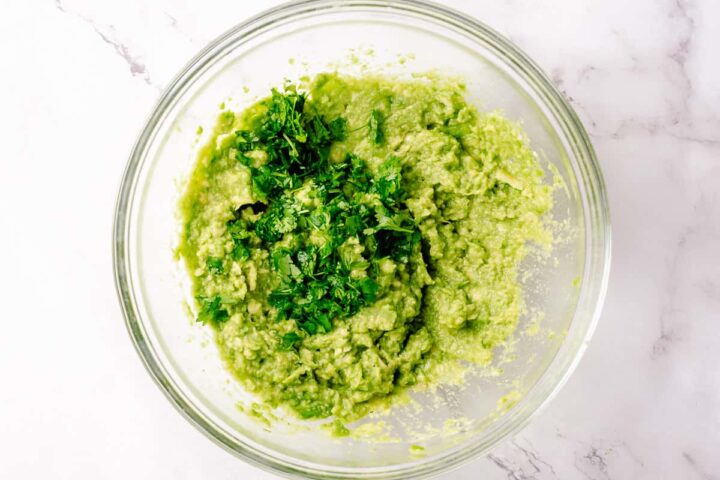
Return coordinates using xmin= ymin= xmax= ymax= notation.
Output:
xmin=197 ymin=296 xmax=229 ymax=326
xmin=374 ymin=156 xmax=403 ymax=205
xmin=250 ymin=165 xmax=276 ymax=200
xmin=206 ymin=257 xmax=224 ymax=274
xmin=235 ymin=130 xmax=259 ymax=154
xmin=358 ymin=277 xmax=379 ymax=302
xmin=280 ymin=332 xmax=303 ymax=350
xmin=227 ymin=218 xmax=252 ymax=260
xmin=368 ymin=109 xmax=385 ymax=145
xmin=231 ymin=240 xmax=250 ymax=261
xmin=328 ymin=117 xmax=348 ymax=141
xmin=254 ymin=199 xmax=298 ymax=242
xmin=272 ymin=248 xmax=302 ymax=280
xmin=296 ymin=247 xmax=318 ymax=276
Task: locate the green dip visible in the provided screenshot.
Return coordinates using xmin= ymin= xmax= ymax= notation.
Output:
xmin=178 ymin=73 xmax=552 ymax=422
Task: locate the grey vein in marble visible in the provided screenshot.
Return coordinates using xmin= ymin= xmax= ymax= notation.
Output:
xmin=666 ymin=0 xmax=695 ymax=124
xmin=488 ymin=453 xmax=530 ymax=480
xmin=652 ymin=225 xmax=693 ymax=358
xmin=510 ymin=439 xmax=559 ymax=478
xmin=575 ymin=447 xmax=611 ymax=480
xmin=163 ymin=11 xmax=201 ymax=45
xmin=54 ymin=0 xmax=160 ymax=90
xmin=682 ymin=452 xmax=719 ymax=480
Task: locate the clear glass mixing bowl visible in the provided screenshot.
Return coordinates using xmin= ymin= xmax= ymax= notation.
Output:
xmin=113 ymin=0 xmax=611 ymax=478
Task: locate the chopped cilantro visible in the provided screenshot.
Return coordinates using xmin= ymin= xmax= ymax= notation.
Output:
xmin=206 ymin=257 xmax=224 ymax=274
xmin=280 ymin=332 xmax=303 ymax=350
xmin=223 ymin=88 xmax=420 ymax=336
xmin=374 ymin=156 xmax=403 ymax=205
xmin=260 ymin=152 xmax=420 ymax=334
xmin=227 ymin=218 xmax=252 ymax=260
xmin=358 ymin=277 xmax=380 ymax=302
xmin=328 ymin=117 xmax=348 ymax=141
xmin=197 ymin=296 xmax=229 ymax=326
xmin=368 ymin=109 xmax=385 ymax=145
xmin=231 ymin=240 xmax=250 ymax=261
xmin=254 ymin=198 xmax=298 ymax=242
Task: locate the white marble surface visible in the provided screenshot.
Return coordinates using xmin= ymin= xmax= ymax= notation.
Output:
xmin=1 ymin=0 xmax=718 ymax=478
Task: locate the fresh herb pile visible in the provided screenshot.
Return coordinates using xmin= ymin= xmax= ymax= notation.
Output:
xmin=199 ymin=87 xmax=421 ymax=343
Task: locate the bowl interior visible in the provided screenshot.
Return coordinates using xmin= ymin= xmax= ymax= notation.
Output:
xmin=120 ymin=3 xmax=600 ymax=476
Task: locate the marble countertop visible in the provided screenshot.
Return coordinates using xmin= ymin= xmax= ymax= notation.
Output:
xmin=1 ymin=0 xmax=718 ymax=478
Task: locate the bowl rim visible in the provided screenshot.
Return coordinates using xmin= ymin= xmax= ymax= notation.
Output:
xmin=113 ymin=0 xmax=611 ymax=478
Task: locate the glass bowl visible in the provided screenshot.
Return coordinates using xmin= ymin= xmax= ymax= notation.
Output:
xmin=113 ymin=0 xmax=611 ymax=478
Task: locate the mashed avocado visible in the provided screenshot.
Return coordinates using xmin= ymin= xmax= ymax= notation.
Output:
xmin=178 ymin=73 xmax=552 ymax=422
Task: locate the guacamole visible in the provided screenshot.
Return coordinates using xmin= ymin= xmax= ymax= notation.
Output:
xmin=178 ymin=73 xmax=552 ymax=421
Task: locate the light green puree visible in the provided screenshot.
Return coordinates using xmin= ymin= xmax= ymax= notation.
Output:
xmin=179 ymin=72 xmax=552 ymax=424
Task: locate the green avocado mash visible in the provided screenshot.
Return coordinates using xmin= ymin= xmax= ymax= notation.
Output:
xmin=178 ymin=72 xmax=552 ymax=422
